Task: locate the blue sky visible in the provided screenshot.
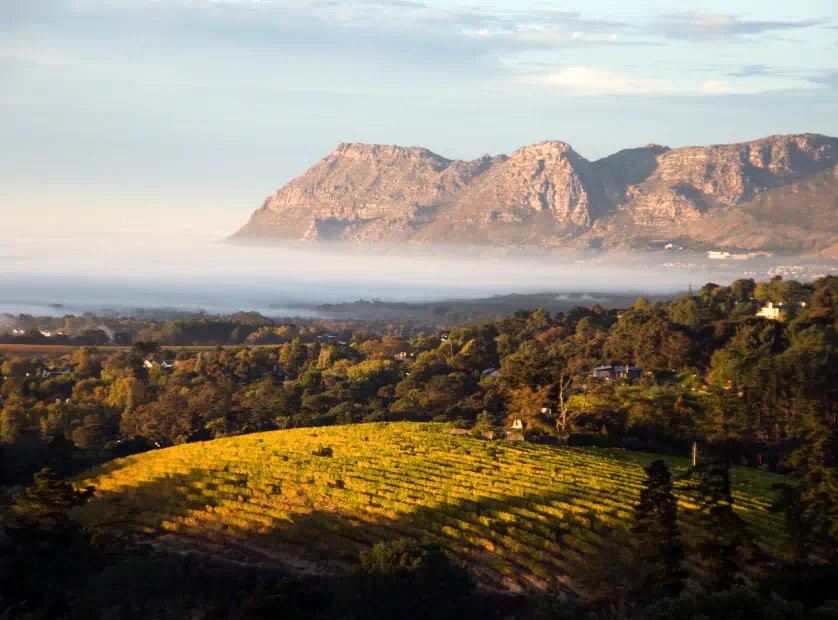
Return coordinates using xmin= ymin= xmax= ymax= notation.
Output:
xmin=1 ymin=0 xmax=837 ymax=236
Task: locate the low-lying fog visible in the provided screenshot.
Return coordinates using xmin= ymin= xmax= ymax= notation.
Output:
xmin=0 ymin=231 xmax=812 ymax=317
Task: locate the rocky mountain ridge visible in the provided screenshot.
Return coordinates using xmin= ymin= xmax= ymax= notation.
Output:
xmin=230 ymin=133 xmax=838 ymax=254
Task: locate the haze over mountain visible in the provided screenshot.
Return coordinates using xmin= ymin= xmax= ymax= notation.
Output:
xmin=230 ymin=133 xmax=838 ymax=257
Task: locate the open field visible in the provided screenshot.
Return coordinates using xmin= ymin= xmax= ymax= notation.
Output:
xmin=0 ymin=343 xmax=281 ymax=357
xmin=0 ymin=344 xmax=104 ymax=356
xmin=75 ymin=423 xmax=788 ymax=594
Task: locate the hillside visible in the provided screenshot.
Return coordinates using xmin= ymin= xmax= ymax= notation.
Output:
xmin=76 ymin=423 xmax=788 ymax=594
xmin=229 ymin=133 xmax=838 ymax=253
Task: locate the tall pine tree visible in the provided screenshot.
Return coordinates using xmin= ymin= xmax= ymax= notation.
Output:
xmin=632 ymin=460 xmax=685 ymax=600
xmin=687 ymin=459 xmax=753 ymax=591
xmin=782 ymin=404 xmax=838 ymax=562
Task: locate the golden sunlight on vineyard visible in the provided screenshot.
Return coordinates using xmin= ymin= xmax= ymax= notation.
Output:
xmin=75 ymin=423 xmax=787 ymax=593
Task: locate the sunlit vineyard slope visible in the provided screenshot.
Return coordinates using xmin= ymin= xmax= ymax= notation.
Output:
xmin=76 ymin=423 xmax=787 ymax=593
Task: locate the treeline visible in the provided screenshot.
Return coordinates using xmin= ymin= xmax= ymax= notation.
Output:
xmin=0 ymin=276 xmax=836 ymax=484
xmin=0 ymin=313 xmax=447 ymax=347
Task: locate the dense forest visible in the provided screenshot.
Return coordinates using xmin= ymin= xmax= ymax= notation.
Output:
xmin=1 ymin=275 xmax=837 ymax=618
xmin=2 ymin=276 xmax=836 ymax=475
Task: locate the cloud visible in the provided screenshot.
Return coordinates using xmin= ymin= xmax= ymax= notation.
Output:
xmin=2 ymin=0 xmax=832 ymax=105
xmin=701 ymin=80 xmax=727 ymax=95
xmin=654 ymin=10 xmax=828 ymax=41
xmin=807 ymin=71 xmax=838 ymax=89
xmin=725 ymin=65 xmax=838 ymax=91
xmin=524 ymin=67 xmax=678 ymax=96
xmin=727 ymin=64 xmax=788 ymax=78
xmin=523 ymin=67 xmax=764 ymax=97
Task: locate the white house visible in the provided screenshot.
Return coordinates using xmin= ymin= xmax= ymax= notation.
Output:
xmin=757 ymin=302 xmax=783 ymax=320
xmin=144 ymin=359 xmax=176 ymax=370
xmin=757 ymin=301 xmax=806 ymax=321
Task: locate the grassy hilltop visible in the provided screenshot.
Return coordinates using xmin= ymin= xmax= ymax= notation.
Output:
xmin=76 ymin=423 xmax=787 ymax=593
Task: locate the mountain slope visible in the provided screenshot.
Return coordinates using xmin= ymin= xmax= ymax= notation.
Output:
xmin=75 ymin=423 xmax=786 ymax=594
xmin=230 ymin=134 xmax=838 ymax=252
xmin=683 ymin=163 xmax=838 ymax=255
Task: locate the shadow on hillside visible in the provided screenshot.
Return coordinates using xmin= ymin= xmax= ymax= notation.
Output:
xmin=79 ymin=464 xmax=648 ymax=595
xmin=596 ymin=145 xmax=668 ymax=201
xmin=77 ymin=450 xmax=784 ymax=597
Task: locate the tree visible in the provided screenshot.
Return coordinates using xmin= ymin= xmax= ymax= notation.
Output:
xmin=0 ymin=398 xmax=33 ymax=444
xmin=730 ymin=278 xmax=756 ymax=301
xmin=1 ymin=357 xmax=34 ymax=379
xmin=353 ymin=538 xmax=473 ymax=620
xmin=279 ymin=338 xmax=308 ymax=378
xmin=687 ymin=460 xmax=754 ymax=591
xmin=72 ymin=346 xmax=103 ymax=377
xmin=506 ymin=385 xmax=551 ymax=425
xmin=1 ymin=468 xmax=96 ymax=615
xmin=552 ymin=369 xmax=579 ymax=441
xmin=632 ymin=460 xmax=685 ymax=600
xmin=131 ymin=341 xmax=160 ymax=358
xmin=6 ymin=467 xmax=94 ymax=531
xmin=781 ymin=404 xmax=838 ymax=562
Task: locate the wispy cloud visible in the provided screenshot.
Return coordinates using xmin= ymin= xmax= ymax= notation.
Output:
xmin=724 ymin=65 xmax=838 ymax=91
xmin=807 ymin=70 xmax=838 ymax=89
xmin=727 ymin=64 xmax=784 ymax=78
xmin=653 ymin=10 xmax=828 ymax=41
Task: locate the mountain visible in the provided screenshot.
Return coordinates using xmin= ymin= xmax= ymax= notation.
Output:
xmin=229 ymin=134 xmax=838 ymax=253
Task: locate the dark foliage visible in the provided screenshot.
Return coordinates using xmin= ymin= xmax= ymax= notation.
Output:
xmin=632 ymin=460 xmax=685 ymax=600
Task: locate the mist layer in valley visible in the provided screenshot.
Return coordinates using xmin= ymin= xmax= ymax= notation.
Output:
xmin=1 ymin=232 xmax=834 ymax=318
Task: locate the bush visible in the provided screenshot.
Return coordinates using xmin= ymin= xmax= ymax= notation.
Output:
xmin=351 ymin=538 xmax=474 ymax=619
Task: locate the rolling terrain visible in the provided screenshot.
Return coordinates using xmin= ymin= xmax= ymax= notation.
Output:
xmin=230 ymin=133 xmax=838 ymax=255
xmin=75 ymin=423 xmax=787 ymax=594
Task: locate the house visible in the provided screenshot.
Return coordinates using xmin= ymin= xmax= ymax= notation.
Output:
xmin=756 ymin=301 xmax=806 ymax=321
xmin=588 ymin=365 xmax=644 ymax=382
xmin=144 ymin=359 xmax=176 ymax=370
xmin=614 ymin=365 xmax=644 ymax=381
xmin=757 ymin=302 xmax=783 ymax=320
xmin=41 ymin=366 xmax=73 ymax=377
xmin=708 ymin=251 xmax=731 ymax=260
xmin=481 ymin=368 xmax=500 ymax=378
xmin=591 ymin=365 xmax=616 ymax=380
xmin=511 ymin=419 xmax=525 ymax=430
xmin=394 ymin=352 xmax=414 ymax=362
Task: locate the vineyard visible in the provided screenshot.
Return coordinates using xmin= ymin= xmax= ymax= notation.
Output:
xmin=75 ymin=423 xmax=788 ymax=593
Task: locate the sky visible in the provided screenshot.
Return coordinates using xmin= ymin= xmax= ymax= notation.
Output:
xmin=1 ymin=0 xmax=837 ymax=237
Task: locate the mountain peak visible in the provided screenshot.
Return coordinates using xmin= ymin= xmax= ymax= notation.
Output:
xmin=511 ymin=140 xmax=579 ymax=159
xmin=331 ymin=142 xmax=450 ymax=164
xmin=230 ymin=133 xmax=838 ymax=252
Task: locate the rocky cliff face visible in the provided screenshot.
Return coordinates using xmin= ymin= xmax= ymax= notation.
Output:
xmin=230 ymin=133 xmax=838 ymax=253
